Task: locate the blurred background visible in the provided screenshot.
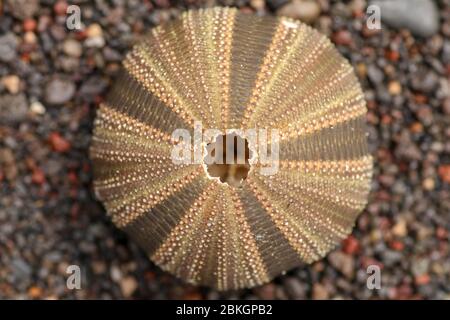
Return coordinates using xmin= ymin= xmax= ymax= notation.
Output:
xmin=0 ymin=0 xmax=449 ymax=299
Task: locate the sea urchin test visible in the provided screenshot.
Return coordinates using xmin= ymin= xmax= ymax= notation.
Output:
xmin=90 ymin=7 xmax=373 ymax=290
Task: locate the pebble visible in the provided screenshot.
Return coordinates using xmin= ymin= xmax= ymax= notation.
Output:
xmin=86 ymin=23 xmax=103 ymax=38
xmin=443 ymin=42 xmax=450 ymax=65
xmin=369 ymin=0 xmax=439 ymax=37
xmin=350 ymin=0 xmax=367 ymax=15
xmin=277 ymin=0 xmax=321 ymax=24
xmin=45 ymin=78 xmax=76 ymax=105
xmin=6 ymin=0 xmax=39 ymax=20
xmin=27 ymin=286 xmax=43 ymax=299
xmin=416 ymin=106 xmax=433 ymax=126
xmin=253 ymin=283 xmax=276 ymax=299
xmin=85 ymin=36 xmax=106 ymax=48
xmin=438 ymin=165 xmax=450 ymax=184
xmin=1 ymin=75 xmax=20 ymax=94
xmin=328 ymin=251 xmax=354 ymax=279
xmin=415 ymin=274 xmax=431 ymax=286
xmin=443 ymin=98 xmax=450 ymax=115
xmin=85 ymin=24 xmax=105 ymax=48
xmin=392 ymin=218 xmax=407 ymax=237
xmin=11 ymin=258 xmax=32 ymax=277
xmin=54 ymin=0 xmax=68 ymax=16
xmin=367 ymin=64 xmax=384 ymax=84
xmin=63 ymin=39 xmax=83 ymax=58
xmin=342 ymin=235 xmax=360 ymax=255
xmin=422 ymin=178 xmax=435 ymax=191
xmin=283 ymin=277 xmax=306 ymax=299
xmin=0 ymin=148 xmax=15 ymax=165
xmin=410 ymin=71 xmax=439 ymax=93
xmin=0 ymin=33 xmax=18 ymax=62
xmin=381 ymin=250 xmax=403 ymax=267
xmin=356 ymin=63 xmax=367 ymax=78
xmin=388 ymin=81 xmax=402 ymax=95
xmin=92 ymin=261 xmax=107 ymax=275
xmin=29 ymin=101 xmax=46 ymax=115
xmin=48 ymin=132 xmax=71 ymax=153
xmin=390 ymin=240 xmax=405 ymax=251
xmin=250 ymin=0 xmax=265 ymax=10
xmin=412 ymin=258 xmax=430 ymax=277
xmin=0 ymin=148 xmax=17 ymax=183
xmin=31 ymin=168 xmax=46 ymax=185
xmin=110 ymin=265 xmax=122 ymax=282
xmin=0 ymin=94 xmax=28 ymax=124
xmin=120 ymin=276 xmax=138 ymax=298
xmin=23 ymin=18 xmax=37 ymax=32
xmin=312 ymin=283 xmax=329 ymax=300
xmin=24 ymin=31 xmax=37 ymax=45
xmin=395 ymin=130 xmax=422 ymax=160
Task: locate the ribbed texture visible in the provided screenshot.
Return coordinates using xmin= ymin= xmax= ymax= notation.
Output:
xmin=90 ymin=7 xmax=372 ymax=290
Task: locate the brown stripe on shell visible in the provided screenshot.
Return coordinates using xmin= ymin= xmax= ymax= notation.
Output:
xmin=236 ymin=184 xmax=303 ymax=279
xmin=107 ymin=166 xmax=204 ymax=227
xmin=151 ymin=183 xmax=220 ymax=285
xmin=104 ymin=71 xmax=191 ymax=134
xmin=240 ymin=18 xmax=310 ymax=129
xmin=228 ymin=12 xmax=280 ymax=129
xmin=278 ymin=116 xmax=369 ymax=162
xmin=245 ymin=177 xmax=324 ymax=263
xmin=124 ymin=38 xmax=199 ymax=127
xmin=123 ymin=173 xmax=210 ymax=256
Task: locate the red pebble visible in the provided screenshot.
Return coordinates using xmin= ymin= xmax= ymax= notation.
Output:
xmin=23 ymin=19 xmax=37 ymax=32
xmin=385 ymin=50 xmax=400 ymax=62
xmin=20 ymin=53 xmax=30 ymax=62
xmin=342 ymin=235 xmax=360 ymax=255
xmin=438 ymin=165 xmax=450 ymax=183
xmin=75 ymin=29 xmax=87 ymax=41
xmin=381 ymin=114 xmax=392 ymax=125
xmin=436 ymin=227 xmax=448 ymax=240
xmin=390 ymin=240 xmax=404 ymax=251
xmin=54 ymin=1 xmax=68 ymax=16
xmin=413 ymin=94 xmax=428 ymax=104
xmin=68 ymin=171 xmax=78 ymax=184
xmin=49 ymin=132 xmax=71 ymax=153
xmin=31 ymin=168 xmax=45 ymax=185
xmin=415 ymin=274 xmax=430 ymax=286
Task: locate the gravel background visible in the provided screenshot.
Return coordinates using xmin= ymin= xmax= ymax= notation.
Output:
xmin=0 ymin=0 xmax=449 ymax=299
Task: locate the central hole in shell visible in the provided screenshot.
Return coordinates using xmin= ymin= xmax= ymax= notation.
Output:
xmin=204 ymin=133 xmax=251 ymax=187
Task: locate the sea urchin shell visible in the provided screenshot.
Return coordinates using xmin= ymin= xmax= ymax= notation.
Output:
xmin=90 ymin=7 xmax=372 ymax=290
